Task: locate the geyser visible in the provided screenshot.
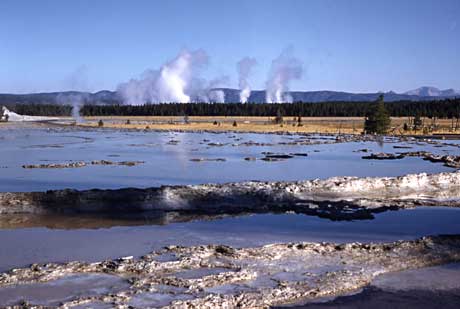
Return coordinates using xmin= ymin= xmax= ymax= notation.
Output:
xmin=117 ymin=49 xmax=229 ymax=104
xmin=237 ymin=57 xmax=257 ymax=103
xmin=115 ymin=48 xmax=305 ymax=105
xmin=56 ymin=93 xmax=87 ymax=123
xmin=265 ymin=48 xmax=303 ymax=103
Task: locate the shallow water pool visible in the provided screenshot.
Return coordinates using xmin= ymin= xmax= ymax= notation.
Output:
xmin=0 ymin=124 xmax=457 ymax=191
xmin=0 ymin=207 xmax=459 ymax=272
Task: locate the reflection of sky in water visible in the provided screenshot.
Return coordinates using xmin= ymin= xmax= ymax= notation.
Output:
xmin=296 ymin=263 xmax=460 ymax=308
xmin=373 ymin=263 xmax=460 ymax=291
xmin=1 ymin=207 xmax=459 ymax=272
xmin=0 ymin=273 xmax=128 ymax=307
xmin=0 ymin=125 xmax=458 ymax=191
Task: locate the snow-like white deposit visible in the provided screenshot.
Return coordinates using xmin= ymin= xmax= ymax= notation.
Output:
xmin=1 ymin=171 xmax=460 ymax=215
xmin=182 ymin=171 xmax=460 ymax=204
xmin=1 ymin=106 xmax=58 ymax=122
xmin=293 ymin=171 xmax=460 ymax=200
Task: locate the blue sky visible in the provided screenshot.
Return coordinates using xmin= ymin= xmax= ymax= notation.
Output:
xmin=1 ymin=0 xmax=459 ymax=93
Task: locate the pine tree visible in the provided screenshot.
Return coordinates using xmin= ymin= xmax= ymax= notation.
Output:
xmin=274 ymin=109 xmax=283 ymax=124
xmin=414 ymin=114 xmax=423 ymax=130
xmin=364 ymin=95 xmax=391 ymax=134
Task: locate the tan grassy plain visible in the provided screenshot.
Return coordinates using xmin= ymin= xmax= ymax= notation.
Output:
xmin=79 ymin=116 xmax=460 ymax=135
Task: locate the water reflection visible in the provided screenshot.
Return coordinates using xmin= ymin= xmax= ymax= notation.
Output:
xmin=1 ymin=208 xmax=459 ymax=272
xmin=0 ymin=124 xmax=458 ymax=192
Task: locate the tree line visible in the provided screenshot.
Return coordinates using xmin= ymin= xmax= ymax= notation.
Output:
xmin=3 ymin=104 xmax=72 ymax=116
xmin=80 ymin=99 xmax=460 ymax=118
xmin=2 ymin=98 xmax=460 ymax=119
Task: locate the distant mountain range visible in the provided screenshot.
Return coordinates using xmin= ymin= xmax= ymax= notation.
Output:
xmin=403 ymin=86 xmax=460 ymax=97
xmin=0 ymin=86 xmax=458 ymax=105
xmin=0 ymin=90 xmax=120 ymax=105
xmin=217 ymin=87 xmax=459 ymax=103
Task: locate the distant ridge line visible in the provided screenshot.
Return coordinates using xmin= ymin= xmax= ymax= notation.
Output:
xmin=0 ymin=87 xmax=458 ymax=105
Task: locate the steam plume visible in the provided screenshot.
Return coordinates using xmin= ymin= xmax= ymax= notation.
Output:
xmin=59 ymin=65 xmax=90 ymax=122
xmin=265 ymin=48 xmax=303 ymax=103
xmin=208 ymin=90 xmax=225 ymax=103
xmin=207 ymin=76 xmax=229 ymax=103
xmin=237 ymin=57 xmax=257 ymax=103
xmin=57 ymin=93 xmax=88 ymax=123
xmin=117 ymin=49 xmax=218 ymax=104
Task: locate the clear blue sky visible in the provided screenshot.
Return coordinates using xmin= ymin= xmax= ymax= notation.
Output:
xmin=1 ymin=0 xmax=459 ymax=93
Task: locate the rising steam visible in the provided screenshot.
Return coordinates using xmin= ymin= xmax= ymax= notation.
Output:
xmin=265 ymin=48 xmax=303 ymax=103
xmin=56 ymin=93 xmax=88 ymax=123
xmin=117 ymin=49 xmax=229 ymax=104
xmin=237 ymin=57 xmax=257 ymax=103
xmin=59 ymin=65 xmax=90 ymax=123
xmin=116 ymin=48 xmax=303 ymax=105
xmin=207 ymin=76 xmax=229 ymax=103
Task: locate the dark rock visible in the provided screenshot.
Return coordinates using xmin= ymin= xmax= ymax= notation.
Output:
xmin=291 ymin=153 xmax=309 ymax=157
xmin=190 ymin=158 xmax=226 ymax=162
xmin=264 ymin=154 xmax=295 ymax=159
xmin=393 ymin=145 xmax=413 ymax=149
xmin=362 ymin=153 xmax=405 ymax=160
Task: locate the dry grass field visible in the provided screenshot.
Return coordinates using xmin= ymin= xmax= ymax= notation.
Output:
xmin=79 ymin=116 xmax=460 ymax=136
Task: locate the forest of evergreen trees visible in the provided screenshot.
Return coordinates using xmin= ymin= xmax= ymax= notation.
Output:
xmin=80 ymin=99 xmax=460 ymax=118
xmin=3 ymin=98 xmax=460 ymax=119
xmin=3 ymin=104 xmax=72 ymax=116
